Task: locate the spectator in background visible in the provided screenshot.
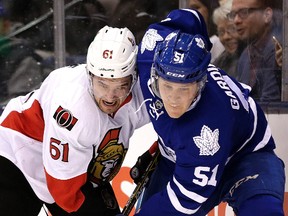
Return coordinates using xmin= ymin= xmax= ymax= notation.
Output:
xmin=273 ymin=36 xmax=282 ymax=67
xmin=228 ymin=0 xmax=282 ymax=101
xmin=0 ymin=1 xmax=44 ymax=104
xmin=219 ymin=0 xmax=228 ymax=6
xmin=109 ymin=0 xmax=178 ymax=43
xmin=188 ymin=0 xmax=225 ymax=62
xmin=212 ymin=0 xmax=246 ymax=78
xmin=271 ymin=0 xmax=283 ymax=69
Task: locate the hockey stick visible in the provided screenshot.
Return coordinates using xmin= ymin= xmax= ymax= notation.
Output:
xmin=121 ymin=149 xmax=160 ymax=216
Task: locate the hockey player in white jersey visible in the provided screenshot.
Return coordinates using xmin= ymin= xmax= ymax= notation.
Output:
xmin=0 ymin=26 xmax=150 ymax=215
xmin=132 ymin=9 xmax=285 ymax=216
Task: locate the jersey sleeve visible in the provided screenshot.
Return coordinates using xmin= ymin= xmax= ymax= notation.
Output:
xmin=137 ymin=9 xmax=212 ymax=73
xmin=41 ymin=75 xmax=100 ymax=212
xmin=136 ymin=140 xmax=228 ymax=216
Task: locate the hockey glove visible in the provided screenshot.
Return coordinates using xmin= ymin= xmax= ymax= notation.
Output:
xmin=77 ymin=181 xmax=120 ymax=216
xmin=130 ymin=150 xmax=153 ymax=184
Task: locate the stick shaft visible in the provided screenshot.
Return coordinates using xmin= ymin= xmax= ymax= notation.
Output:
xmin=122 ymin=150 xmax=160 ymax=216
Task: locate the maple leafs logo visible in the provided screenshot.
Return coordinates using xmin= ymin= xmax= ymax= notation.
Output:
xmin=140 ymin=28 xmax=163 ymax=54
xmin=193 ymin=125 xmax=220 ymax=156
xmin=195 ymin=37 xmax=205 ymax=49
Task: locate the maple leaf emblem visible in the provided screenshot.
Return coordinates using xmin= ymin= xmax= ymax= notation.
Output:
xmin=165 ymin=32 xmax=177 ymax=42
xmin=193 ymin=125 xmax=220 ymax=156
xmin=140 ymin=29 xmax=163 ymax=54
xmin=195 ymin=37 xmax=205 ymax=49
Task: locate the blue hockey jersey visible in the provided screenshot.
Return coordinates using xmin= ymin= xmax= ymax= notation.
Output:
xmin=136 ymin=9 xmax=276 ymax=215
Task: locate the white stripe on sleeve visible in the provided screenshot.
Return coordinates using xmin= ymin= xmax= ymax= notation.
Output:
xmin=167 ymin=181 xmax=201 ymax=215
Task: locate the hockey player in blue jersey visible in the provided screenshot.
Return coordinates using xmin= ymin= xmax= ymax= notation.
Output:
xmin=132 ymin=9 xmax=285 ymax=216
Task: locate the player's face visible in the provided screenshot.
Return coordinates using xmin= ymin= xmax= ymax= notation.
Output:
xmin=158 ymin=77 xmax=198 ymax=118
xmin=92 ymin=76 xmax=132 ymax=114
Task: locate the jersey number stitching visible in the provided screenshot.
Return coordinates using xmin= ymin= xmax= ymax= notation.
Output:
xmin=50 ymin=137 xmax=69 ymax=162
xmin=193 ymin=165 xmax=219 ymax=187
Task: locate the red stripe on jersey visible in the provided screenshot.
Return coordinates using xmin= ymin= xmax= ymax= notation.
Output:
xmin=45 ymin=169 xmax=87 ymax=213
xmin=121 ymin=93 xmax=132 ymax=107
xmin=0 ymin=100 xmax=44 ymax=142
xmin=109 ymin=93 xmax=132 ymax=118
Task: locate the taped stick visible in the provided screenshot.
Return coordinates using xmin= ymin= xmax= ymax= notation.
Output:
xmin=122 ymin=149 xmax=160 ymax=216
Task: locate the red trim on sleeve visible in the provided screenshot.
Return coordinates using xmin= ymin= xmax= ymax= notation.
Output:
xmin=45 ymin=169 xmax=87 ymax=213
xmin=1 ymin=100 xmax=44 ymax=142
xmin=109 ymin=93 xmax=132 ymax=118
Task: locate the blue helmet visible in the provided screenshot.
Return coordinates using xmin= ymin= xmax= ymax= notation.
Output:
xmin=153 ymin=31 xmax=211 ymax=84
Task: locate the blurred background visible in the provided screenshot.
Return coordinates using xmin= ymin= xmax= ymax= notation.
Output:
xmin=0 ymin=0 xmax=287 ymax=215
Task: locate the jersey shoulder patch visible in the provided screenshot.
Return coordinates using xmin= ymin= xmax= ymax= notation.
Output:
xmin=53 ymin=106 xmax=78 ymax=131
xmin=140 ymin=28 xmax=163 ymax=54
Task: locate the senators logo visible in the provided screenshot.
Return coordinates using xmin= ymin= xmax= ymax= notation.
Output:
xmin=53 ymin=106 xmax=78 ymax=131
xmin=89 ymin=128 xmax=127 ymax=183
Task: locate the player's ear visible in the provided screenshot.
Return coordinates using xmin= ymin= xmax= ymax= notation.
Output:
xmin=263 ymin=7 xmax=273 ymax=23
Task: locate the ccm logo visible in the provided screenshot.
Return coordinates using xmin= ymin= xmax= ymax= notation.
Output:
xmin=167 ymin=72 xmax=185 ymax=78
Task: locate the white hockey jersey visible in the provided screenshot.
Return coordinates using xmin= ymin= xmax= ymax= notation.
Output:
xmin=0 ymin=64 xmax=150 ymax=212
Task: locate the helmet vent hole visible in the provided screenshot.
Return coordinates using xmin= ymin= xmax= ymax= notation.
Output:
xmin=100 ymin=74 xmax=104 ymax=76
xmin=111 ymin=75 xmax=114 ymax=77
xmin=123 ymin=48 xmax=126 ymax=53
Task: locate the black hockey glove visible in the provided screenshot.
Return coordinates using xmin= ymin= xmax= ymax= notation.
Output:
xmin=130 ymin=150 xmax=153 ymax=184
xmin=77 ymin=181 xmax=120 ymax=216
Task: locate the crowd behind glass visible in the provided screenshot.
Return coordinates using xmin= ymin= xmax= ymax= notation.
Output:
xmin=0 ymin=0 xmax=284 ymax=107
